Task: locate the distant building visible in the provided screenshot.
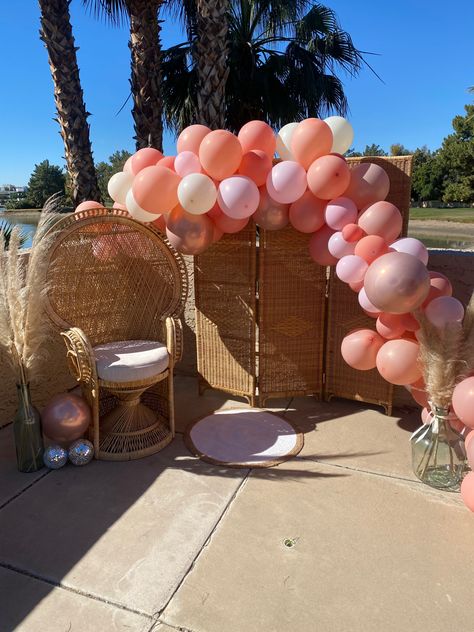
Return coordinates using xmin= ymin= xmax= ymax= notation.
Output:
xmin=0 ymin=185 xmax=27 ymax=204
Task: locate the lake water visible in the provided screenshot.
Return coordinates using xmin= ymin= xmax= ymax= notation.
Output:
xmin=0 ymin=214 xmax=39 ymax=248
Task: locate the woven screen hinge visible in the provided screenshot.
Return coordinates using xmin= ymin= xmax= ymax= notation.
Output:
xmin=322 ymin=372 xmax=326 ymax=385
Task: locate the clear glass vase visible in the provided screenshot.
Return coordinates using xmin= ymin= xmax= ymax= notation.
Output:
xmin=411 ymin=406 xmax=466 ymax=491
xmin=13 ymin=382 xmax=44 ymax=473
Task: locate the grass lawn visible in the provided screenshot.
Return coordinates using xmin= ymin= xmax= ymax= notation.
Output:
xmin=409 ymin=207 xmax=474 ymax=222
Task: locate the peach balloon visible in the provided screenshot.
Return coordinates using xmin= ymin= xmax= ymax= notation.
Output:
xmin=130 ymin=148 xmax=164 ymax=176
xmin=376 ymin=313 xmax=407 ymax=340
xmin=452 ymin=377 xmax=474 ymax=429
xmin=363 ymin=252 xmax=430 ymax=314
xmin=75 ymin=200 xmax=105 ymax=213
xmin=208 ymin=204 xmax=249 ymax=234
xmin=153 ymin=215 xmax=166 ymax=232
xmin=423 ymin=271 xmax=453 ymax=306
xmin=238 ymin=120 xmax=276 ymax=158
xmin=165 ymin=205 xmax=214 ymax=255
xmin=307 ymin=155 xmax=351 ymax=200
xmin=325 ymin=197 xmax=357 ymax=230
xmin=376 ymin=339 xmax=422 ymax=385
xmin=199 ymin=130 xmax=243 ymax=181
xmin=290 ymin=118 xmax=333 ymax=169
xmin=349 ymin=280 xmax=364 ymax=292
xmin=157 ymin=156 xmax=176 ymax=170
xmin=342 ymin=223 xmax=366 ymax=243
xmin=132 ymin=165 xmax=181 ymax=214
xmin=177 ymin=124 xmax=211 ymax=154
xmin=289 ymin=190 xmax=326 ymax=233
xmin=238 ymin=150 xmax=272 ymax=187
xmin=254 ymin=187 xmax=289 ymax=230
xmin=354 ymin=235 xmax=389 ymax=264
xmin=343 ymin=163 xmax=390 ymax=209
xmin=461 ymin=472 xmax=474 ymax=512
xmin=309 ymin=225 xmax=338 ymax=266
xmin=341 ymin=328 xmax=385 ymax=371
xmin=358 ymin=201 xmax=403 ymax=243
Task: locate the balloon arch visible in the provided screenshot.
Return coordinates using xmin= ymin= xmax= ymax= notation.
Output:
xmin=76 ymin=117 xmax=474 ymax=510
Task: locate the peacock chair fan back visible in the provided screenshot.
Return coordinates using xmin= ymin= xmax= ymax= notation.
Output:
xmin=44 ymin=208 xmax=188 ymax=346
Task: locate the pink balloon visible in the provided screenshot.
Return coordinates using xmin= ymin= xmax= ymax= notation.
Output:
xmin=461 ymin=472 xmax=474 ymax=512
xmin=177 ymin=124 xmax=211 ymax=154
xmin=165 ymin=204 xmax=214 ymax=255
xmin=376 ymin=313 xmax=407 ymax=340
xmin=208 ymin=203 xmax=249 ymax=234
xmin=342 ymin=223 xmax=366 ymax=243
xmin=336 ymin=255 xmax=368 ymax=284
xmin=266 ymin=161 xmax=307 ymax=204
xmin=423 ymin=271 xmax=453 ymax=306
xmin=328 ymin=232 xmax=355 ymax=259
xmin=238 ymin=150 xmax=272 ymax=187
xmin=363 ymin=252 xmax=430 ymax=314
xmin=341 ymin=328 xmax=385 ymax=370
xmin=425 ymin=296 xmax=464 ymax=329
xmin=289 ymin=190 xmax=326 ymax=233
xmin=238 ymin=120 xmax=276 ymax=158
xmin=390 ymin=237 xmax=429 ymax=265
xmin=376 ymin=339 xmax=422 ymax=385
xmin=309 ymin=225 xmax=338 ymax=266
xmin=325 ymin=197 xmax=358 ymax=230
xmin=157 ymin=156 xmax=176 ymax=170
xmin=132 ymin=165 xmax=181 ymax=214
xmin=344 ymin=163 xmax=390 ymax=209
xmin=75 ymin=200 xmax=105 ymax=213
xmin=452 ymin=377 xmax=474 ymax=429
xmin=174 ymin=151 xmax=202 ymax=177
xmin=254 ymin=187 xmax=289 ymax=230
xmin=466 ymin=431 xmax=474 ymax=468
xmin=358 ymin=287 xmax=380 ymax=313
xmin=307 ymin=155 xmax=351 ymax=200
xmin=217 ymin=176 xmax=260 ymax=219
xmin=358 ymin=201 xmax=403 ymax=243
xmin=123 ymin=156 xmax=133 ymax=173
xmin=290 ymin=118 xmax=333 ymax=169
xmin=130 ymin=148 xmax=164 ymax=176
xmin=349 ymin=280 xmax=364 ymax=293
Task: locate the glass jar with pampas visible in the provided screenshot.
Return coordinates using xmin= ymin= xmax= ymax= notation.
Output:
xmin=0 ymin=197 xmax=61 ymax=472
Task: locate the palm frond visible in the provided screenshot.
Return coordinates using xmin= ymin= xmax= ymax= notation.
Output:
xmin=0 ymin=221 xmax=28 ymax=249
xmin=82 ymin=0 xmax=128 ymax=26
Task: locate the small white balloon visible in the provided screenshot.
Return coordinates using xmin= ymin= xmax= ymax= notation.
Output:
xmin=177 ymin=173 xmax=217 ymax=215
xmin=107 ymin=171 xmax=134 ymax=205
xmin=126 ymin=189 xmax=160 ymax=223
xmin=276 ymin=122 xmax=299 ymax=160
xmin=324 ymin=116 xmax=354 ymax=155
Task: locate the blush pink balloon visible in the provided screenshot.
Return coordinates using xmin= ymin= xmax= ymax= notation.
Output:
xmin=349 ymin=280 xmax=364 ymax=293
xmin=376 ymin=339 xmax=422 ymax=385
xmin=309 ymin=225 xmax=338 ymax=266
xmin=344 ymin=163 xmax=390 ymax=208
xmin=75 ymin=200 xmax=105 ymax=213
xmin=466 ymin=431 xmax=474 ymax=468
xmin=208 ymin=203 xmax=249 ymax=234
xmin=376 ymin=313 xmax=407 ymax=340
xmin=307 ymin=155 xmax=351 ymax=200
xmin=425 ymin=296 xmax=464 ymax=329
xmin=254 ymin=187 xmax=289 ymax=230
xmin=328 ymin=232 xmax=355 ymax=259
xmin=132 ymin=166 xmax=181 ymax=214
xmin=289 ymin=190 xmax=326 ymax=233
xmin=266 ymin=161 xmax=307 ymax=204
xmin=238 ymin=120 xmax=276 ymax=158
xmin=217 ymin=176 xmax=260 ymax=219
xmin=423 ymin=271 xmax=453 ymax=306
xmin=174 ymin=151 xmax=202 ymax=177
xmin=461 ymin=472 xmax=474 ymax=512
xmin=341 ymin=328 xmax=385 ymax=370
xmin=336 ymin=255 xmax=368 ymax=284
xmin=452 ymin=377 xmax=474 ymax=429
xmin=130 ymin=148 xmax=164 ymax=176
xmin=363 ymin=252 xmax=430 ymax=314
xmin=165 ymin=204 xmax=214 ymax=255
xmin=157 ymin=156 xmax=176 ymax=170
xmin=358 ymin=201 xmax=403 ymax=243
xmin=325 ymin=197 xmax=358 ymax=230
xmin=177 ymin=124 xmax=211 ymax=154
xmin=238 ymin=150 xmax=272 ymax=187
xmin=390 ymin=237 xmax=429 ymax=265
xmin=358 ymin=287 xmax=380 ymax=313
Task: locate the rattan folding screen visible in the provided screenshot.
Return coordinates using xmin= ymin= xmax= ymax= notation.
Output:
xmin=195 ymin=156 xmax=413 ymax=412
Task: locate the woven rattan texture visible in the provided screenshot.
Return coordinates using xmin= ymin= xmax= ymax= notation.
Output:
xmin=195 ymin=224 xmax=257 ymax=402
xmin=325 ymin=156 xmax=413 ymax=413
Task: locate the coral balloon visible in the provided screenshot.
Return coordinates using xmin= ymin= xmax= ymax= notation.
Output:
xmin=238 ymin=150 xmax=272 ymax=187
xmin=177 ymin=124 xmax=211 ymax=154
xmin=325 ymin=197 xmax=357 ymax=230
xmin=328 ymin=232 xmax=355 ymax=259
xmin=343 ymin=163 xmax=390 ymax=209
xmin=461 ymin=472 xmax=474 ymax=512
xmin=324 ymin=116 xmax=354 ymax=155
xmin=307 ymin=155 xmax=351 ymax=200
xmin=208 ymin=204 xmax=249 ymax=234
xmin=254 ymin=187 xmax=289 ymax=230
xmin=276 ymin=122 xmax=299 ymax=160
xmin=309 ymin=225 xmax=338 ymax=266
xmin=376 ymin=339 xmax=422 ymax=385
xmin=342 ymin=223 xmax=366 ymax=243
xmin=217 ymin=176 xmax=260 ymax=219
xmin=363 ymin=252 xmax=430 ymax=314
xmin=157 ymin=156 xmax=176 ymax=170
xmin=199 ymin=130 xmax=243 ymax=181
xmin=336 ymin=255 xmax=368 ymax=284
xmin=266 ymin=161 xmax=307 ymax=204
xmin=152 ymin=215 xmax=166 ymax=232
xmin=425 ymin=296 xmax=464 ymax=329
xmin=177 ymin=173 xmax=217 ymax=215
xmin=126 ymin=189 xmax=160 ymax=223
xmin=238 ymin=120 xmax=276 ymax=158
xmin=107 ymin=171 xmax=134 ymax=205
xmin=130 ymin=148 xmax=164 ymax=175
xmin=423 ymin=271 xmax=453 ymax=306
xmin=354 ymin=235 xmax=389 ymax=264
xmin=132 ymin=166 xmax=180 ymax=214
xmin=291 ymin=118 xmax=333 ymax=169
xmin=358 ymin=201 xmax=403 ymax=243
xmin=452 ymin=377 xmax=474 ymax=429
xmin=174 ymin=151 xmax=202 ymax=177
xmin=289 ymin=190 xmax=326 ymax=233
xmin=75 ymin=200 xmax=105 ymax=213
xmin=166 ymin=205 xmax=214 ymax=255
xmin=349 ymin=280 xmax=364 ymax=293
xmin=42 ymin=393 xmax=91 ymax=444
xmin=390 ymin=237 xmax=429 ymax=266
xmin=341 ymin=328 xmax=385 ymax=371
xmin=376 ymin=313 xmax=407 ymax=340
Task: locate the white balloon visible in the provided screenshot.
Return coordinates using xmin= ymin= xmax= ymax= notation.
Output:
xmin=276 ymin=122 xmax=299 ymax=160
xmin=125 ymin=189 xmax=160 ymax=223
xmin=177 ymin=173 xmax=217 ymax=215
xmin=390 ymin=237 xmax=429 ymax=266
xmin=324 ymin=116 xmax=354 ymax=155
xmin=107 ymin=171 xmax=134 ymax=205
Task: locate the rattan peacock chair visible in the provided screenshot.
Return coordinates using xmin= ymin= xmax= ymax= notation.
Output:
xmin=43 ymin=208 xmax=188 ymax=461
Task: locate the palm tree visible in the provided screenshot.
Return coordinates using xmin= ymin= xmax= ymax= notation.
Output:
xmin=38 ymin=0 xmax=101 ymax=204
xmin=83 ymin=0 xmax=164 ymax=150
xmin=162 ymin=0 xmax=369 ymax=133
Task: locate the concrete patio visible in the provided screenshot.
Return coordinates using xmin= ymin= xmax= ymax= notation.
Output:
xmin=1 ymin=376 xmax=473 ymax=632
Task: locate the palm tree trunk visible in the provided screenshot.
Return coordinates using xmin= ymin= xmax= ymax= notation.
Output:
xmin=195 ymin=0 xmax=230 ymax=129
xmin=128 ymin=0 xmax=164 ymax=150
xmin=38 ymin=0 xmax=101 ymax=204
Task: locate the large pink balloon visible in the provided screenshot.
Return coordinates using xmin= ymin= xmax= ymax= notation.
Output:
xmin=166 ymin=204 xmax=214 ymax=255
xmin=266 ymin=161 xmax=307 ymax=204
xmin=238 ymin=120 xmax=276 ymax=158
xmin=358 ymin=201 xmax=403 ymax=243
xmin=325 ymin=197 xmax=358 ymax=230
xmin=199 ymin=130 xmax=243 ymax=181
xmin=309 ymin=225 xmax=338 ymax=266
xmin=390 ymin=237 xmax=429 ymax=265
xmin=254 ymin=187 xmax=289 ymax=230
xmin=363 ymin=252 xmax=430 ymax=314
xmin=328 ymin=232 xmax=355 ymax=259
xmin=343 ymin=163 xmax=390 ymax=208
xmin=177 ymin=124 xmax=211 ymax=154
xmin=289 ymin=190 xmax=326 ymax=233
xmin=130 ymin=148 xmax=164 ymax=176
xmin=452 ymin=377 xmax=474 ymax=429
xmin=341 ymin=328 xmax=385 ymax=370
xmin=42 ymin=393 xmax=91 ymax=444
xmin=336 ymin=255 xmax=368 ymax=284
xmin=132 ymin=165 xmax=181 ymax=214
xmin=376 ymin=339 xmax=422 ymax=385
xmin=208 ymin=203 xmax=249 ymax=234
xmin=307 ymin=155 xmax=351 ymax=200
xmin=461 ymin=472 xmax=474 ymax=512
xmin=424 ymin=296 xmax=464 ymax=329
xmin=217 ymin=176 xmax=260 ymax=219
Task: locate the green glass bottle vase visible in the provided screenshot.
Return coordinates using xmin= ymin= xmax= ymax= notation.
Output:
xmin=13 ymin=382 xmax=44 ymax=473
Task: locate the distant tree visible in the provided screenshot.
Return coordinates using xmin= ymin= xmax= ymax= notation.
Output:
xmin=346 ymin=148 xmax=362 ymax=157
xmin=26 ymin=160 xmax=66 ymax=208
xmin=95 ymin=150 xmax=133 ymax=203
xmin=390 ymin=143 xmax=411 ymax=156
xmin=362 ymin=144 xmax=387 ymax=156
xmin=411 ymin=146 xmax=444 ymax=203
xmin=5 ymin=191 xmax=36 ymax=210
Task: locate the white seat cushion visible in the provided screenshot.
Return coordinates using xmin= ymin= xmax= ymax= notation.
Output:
xmin=93 ymin=340 xmax=169 ymax=383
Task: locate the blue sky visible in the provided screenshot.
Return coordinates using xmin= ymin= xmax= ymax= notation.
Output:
xmin=0 ymin=1 xmax=472 ymax=185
